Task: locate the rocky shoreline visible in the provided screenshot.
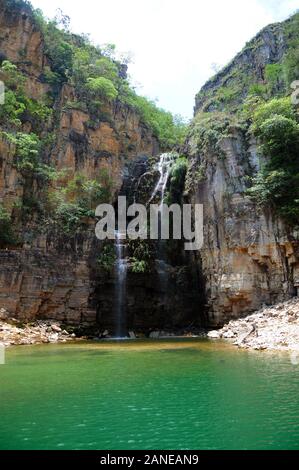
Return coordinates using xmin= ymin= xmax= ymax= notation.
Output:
xmin=2 ymin=298 xmax=299 ymax=351
xmin=208 ymin=298 xmax=299 ymax=352
xmin=0 ymin=310 xmax=78 ymax=347
xmin=0 ymin=308 xmax=207 ymax=347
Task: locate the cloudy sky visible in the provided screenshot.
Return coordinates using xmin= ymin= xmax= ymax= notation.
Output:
xmin=30 ymin=0 xmax=299 ymax=118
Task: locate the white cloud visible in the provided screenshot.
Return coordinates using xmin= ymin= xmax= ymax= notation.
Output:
xmin=30 ymin=0 xmax=298 ymax=118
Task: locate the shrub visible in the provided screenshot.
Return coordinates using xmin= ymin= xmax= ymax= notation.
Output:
xmin=47 ymin=170 xmax=113 ymax=234
xmin=0 ymin=90 xmax=25 ymax=126
xmin=248 ymin=83 xmax=267 ymax=98
xmin=97 ymin=244 xmax=116 ymax=272
xmin=258 ymin=115 xmax=299 ymax=166
xmin=131 ymin=258 xmax=148 ymax=274
xmin=190 ymin=111 xmax=239 ymax=156
xmin=86 ymin=77 xmax=118 ymax=101
xmin=167 ymin=156 xmax=188 ymax=204
xmin=282 ymin=13 xmax=299 ymax=86
xmin=251 ymin=97 xmax=295 ymax=131
xmin=52 ymin=201 xmax=88 ymax=234
xmin=0 ymin=61 xmax=52 ymax=129
xmin=265 ymin=63 xmax=285 ymax=94
xmin=0 ymin=204 xmax=16 ymax=247
xmin=119 ymin=85 xmax=188 ymax=147
xmin=8 ymin=132 xmax=42 ymax=173
xmin=248 ymin=97 xmax=299 ymax=225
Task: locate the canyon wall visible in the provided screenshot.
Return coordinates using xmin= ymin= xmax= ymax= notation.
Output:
xmin=0 ymin=1 xmax=158 ymax=328
xmin=1 ymin=1 xmax=298 ymax=330
xmin=187 ymin=129 xmax=299 ymax=326
xmin=187 ymin=16 xmax=299 ymax=326
xmin=0 ymin=1 xmax=203 ymax=331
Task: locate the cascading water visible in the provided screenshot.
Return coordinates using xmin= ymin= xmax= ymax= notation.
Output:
xmin=149 ymin=152 xmax=175 ymax=206
xmin=113 ymin=153 xmax=175 ymax=337
xmin=114 ymin=231 xmax=128 ymax=338
xmin=150 ymin=153 xmax=176 ymax=304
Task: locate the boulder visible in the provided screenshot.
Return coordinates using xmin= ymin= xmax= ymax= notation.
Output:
xmin=223 ymin=330 xmax=235 ymax=339
xmin=129 ymin=331 xmax=136 ymax=339
xmin=51 ymin=324 xmax=62 ymax=333
xmin=0 ymin=309 xmax=9 ymax=321
xmin=149 ymin=331 xmax=160 ymax=339
xmin=207 ymin=330 xmax=221 ymax=339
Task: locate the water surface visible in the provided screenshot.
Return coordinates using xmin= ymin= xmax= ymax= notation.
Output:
xmin=0 ymin=339 xmax=298 ymax=450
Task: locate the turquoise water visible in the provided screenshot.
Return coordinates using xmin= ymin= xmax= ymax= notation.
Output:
xmin=0 ymin=339 xmax=298 ymax=450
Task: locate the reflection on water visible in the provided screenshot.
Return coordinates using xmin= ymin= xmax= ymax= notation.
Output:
xmin=0 ymin=339 xmax=298 ymax=450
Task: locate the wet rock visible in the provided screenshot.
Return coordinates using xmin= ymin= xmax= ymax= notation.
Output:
xmin=149 ymin=331 xmax=160 ymax=339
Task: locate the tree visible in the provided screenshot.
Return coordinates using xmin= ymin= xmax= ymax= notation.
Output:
xmin=248 ymin=97 xmax=299 ymax=225
xmin=86 ymin=77 xmax=118 ymax=101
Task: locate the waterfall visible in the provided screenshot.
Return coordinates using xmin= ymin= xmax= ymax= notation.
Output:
xmin=150 ymin=153 xmax=176 ymax=310
xmin=114 ymin=230 xmax=128 ymax=338
xmin=149 ymin=152 xmax=175 ymax=206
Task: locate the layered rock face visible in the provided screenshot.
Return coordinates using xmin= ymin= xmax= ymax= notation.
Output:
xmin=188 ymin=16 xmax=299 ymax=326
xmin=1 ymin=1 xmax=298 ymax=331
xmin=92 ymin=155 xmax=205 ymax=332
xmin=0 ymin=2 xmax=160 ymax=327
xmin=187 ymin=130 xmax=299 ymax=326
xmin=0 ymin=1 xmax=204 ymax=331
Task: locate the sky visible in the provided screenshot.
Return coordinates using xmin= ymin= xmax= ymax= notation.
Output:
xmin=30 ymin=0 xmax=299 ymax=119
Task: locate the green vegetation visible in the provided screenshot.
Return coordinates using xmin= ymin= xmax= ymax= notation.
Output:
xmin=192 ymin=13 xmax=299 ymax=226
xmin=265 ymin=63 xmax=285 ymax=95
xmin=1 ymin=0 xmax=188 ymax=242
xmin=282 ymin=13 xmax=299 ymax=86
xmin=3 ymin=132 xmax=41 ymax=173
xmin=47 ymin=170 xmax=113 ymax=234
xmin=189 ymin=111 xmax=241 ymax=156
xmin=86 ymin=77 xmax=118 ymax=102
xmin=31 ymin=6 xmax=187 ymax=147
xmin=128 ymin=239 xmax=153 ymax=273
xmin=0 ymin=60 xmax=52 ymax=129
xmin=118 ymin=87 xmax=188 ymax=146
xmin=0 ymin=204 xmax=17 ymax=247
xmin=247 ymin=97 xmax=299 ymax=225
xmin=131 ymin=259 xmax=148 ymax=274
xmin=166 ymin=156 xmax=188 ymax=204
xmin=97 ymin=243 xmax=116 ymax=272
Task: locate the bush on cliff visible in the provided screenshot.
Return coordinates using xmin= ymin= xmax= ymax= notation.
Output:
xmin=248 ymin=97 xmax=299 ymax=225
xmin=47 ymin=170 xmax=113 ymax=234
xmin=86 ymin=77 xmax=118 ymax=102
xmin=0 ymin=204 xmax=17 ymax=247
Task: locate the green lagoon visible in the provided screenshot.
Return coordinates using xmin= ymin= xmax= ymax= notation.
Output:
xmin=0 ymin=339 xmax=298 ymax=450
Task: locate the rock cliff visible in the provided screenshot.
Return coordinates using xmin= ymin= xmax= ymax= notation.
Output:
xmin=187 ymin=13 xmax=299 ymax=326
xmin=0 ymin=0 xmax=160 ymax=328
xmin=1 ymin=1 xmax=298 ymax=332
xmin=0 ymin=0 xmax=202 ymax=332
